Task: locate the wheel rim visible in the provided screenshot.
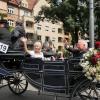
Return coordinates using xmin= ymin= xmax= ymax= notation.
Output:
xmin=8 ymin=72 xmax=28 ymax=95
xmin=79 ymin=84 xmax=99 ymax=99
xmin=75 ymin=82 xmax=100 ymax=100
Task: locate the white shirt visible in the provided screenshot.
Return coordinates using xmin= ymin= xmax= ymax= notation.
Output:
xmin=28 ymin=51 xmax=44 ymax=60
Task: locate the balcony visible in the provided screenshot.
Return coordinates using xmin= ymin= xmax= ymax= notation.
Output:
xmin=22 ymin=16 xmax=34 ymax=33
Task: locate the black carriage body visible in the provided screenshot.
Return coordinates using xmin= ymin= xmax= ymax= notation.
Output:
xmin=0 ymin=51 xmax=99 ymax=99
xmin=0 ymin=51 xmax=25 ymax=78
xmin=22 ymin=57 xmax=86 ymax=96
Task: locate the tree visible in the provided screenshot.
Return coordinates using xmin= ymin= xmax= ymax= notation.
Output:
xmin=94 ymin=0 xmax=100 ymax=40
xmin=35 ymin=0 xmax=100 ymax=43
xmin=35 ymin=0 xmax=89 ymax=44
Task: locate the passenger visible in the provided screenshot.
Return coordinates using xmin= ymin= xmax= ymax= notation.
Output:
xmin=64 ymin=39 xmax=88 ymax=58
xmin=43 ymin=40 xmax=56 ymax=53
xmin=20 ymin=37 xmax=44 ymax=60
xmin=43 ymin=40 xmax=56 ymax=61
xmin=57 ymin=51 xmax=64 ymax=60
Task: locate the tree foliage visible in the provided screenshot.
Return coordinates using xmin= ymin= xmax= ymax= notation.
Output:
xmin=35 ymin=0 xmax=100 ymax=43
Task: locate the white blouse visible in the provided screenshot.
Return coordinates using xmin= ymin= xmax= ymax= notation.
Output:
xmin=28 ymin=51 xmax=44 ymax=60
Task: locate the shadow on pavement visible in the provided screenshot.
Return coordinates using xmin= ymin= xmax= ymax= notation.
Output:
xmin=0 ymin=86 xmax=69 ymax=100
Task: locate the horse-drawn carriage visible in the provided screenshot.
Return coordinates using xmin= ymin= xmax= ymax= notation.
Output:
xmin=0 ymin=49 xmax=100 ymax=100
xmin=0 ymin=19 xmax=100 ymax=100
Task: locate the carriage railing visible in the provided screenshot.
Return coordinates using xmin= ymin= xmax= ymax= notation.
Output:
xmin=21 ymin=56 xmax=85 ymax=96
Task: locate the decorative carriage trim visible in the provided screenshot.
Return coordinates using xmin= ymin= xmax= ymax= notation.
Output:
xmin=0 ymin=42 xmax=9 ymax=53
xmin=23 ymin=63 xmax=39 ymax=70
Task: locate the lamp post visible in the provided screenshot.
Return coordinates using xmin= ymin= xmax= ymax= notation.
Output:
xmin=89 ymin=0 xmax=94 ymax=48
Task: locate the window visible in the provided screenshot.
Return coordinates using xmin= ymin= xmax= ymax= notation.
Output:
xmin=24 ymin=11 xmax=29 ymax=16
xmin=58 ymin=28 xmax=62 ymax=33
xmin=58 ymin=46 xmax=63 ymax=51
xmin=21 ymin=2 xmax=28 ymax=8
xmin=45 ymin=36 xmax=50 ymax=41
xmin=26 ymin=33 xmax=33 ymax=39
xmin=58 ymin=37 xmax=63 ymax=42
xmin=8 ymin=20 xmax=14 ymax=26
xmin=22 ymin=3 xmax=24 ymax=6
xmin=45 ymin=26 xmax=49 ymax=31
xmin=37 ymin=27 xmax=41 ymax=30
xmin=37 ymin=24 xmax=41 ymax=26
xmin=26 ymin=21 xmax=33 ymax=28
xmin=52 ymin=28 xmax=55 ymax=32
xmin=52 ymin=37 xmax=56 ymax=42
xmin=8 ymin=6 xmax=14 ymax=14
xmin=45 ymin=19 xmax=49 ymax=22
xmin=37 ymin=35 xmax=41 ymax=40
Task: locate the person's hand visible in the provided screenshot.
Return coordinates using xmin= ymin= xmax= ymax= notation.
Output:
xmin=20 ymin=37 xmax=27 ymax=43
xmin=63 ymin=38 xmax=70 ymax=48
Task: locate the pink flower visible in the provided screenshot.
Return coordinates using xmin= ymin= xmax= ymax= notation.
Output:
xmin=91 ymin=53 xmax=100 ymax=65
xmin=95 ymin=41 xmax=100 ymax=49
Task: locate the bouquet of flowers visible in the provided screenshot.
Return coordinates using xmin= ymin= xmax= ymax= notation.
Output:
xmin=80 ymin=48 xmax=100 ymax=81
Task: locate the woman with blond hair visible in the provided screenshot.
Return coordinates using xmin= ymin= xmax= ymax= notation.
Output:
xmin=20 ymin=37 xmax=44 ymax=60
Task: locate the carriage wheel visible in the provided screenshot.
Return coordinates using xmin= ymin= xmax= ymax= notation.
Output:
xmin=70 ymin=79 xmax=100 ymax=100
xmin=8 ymin=72 xmax=28 ymax=95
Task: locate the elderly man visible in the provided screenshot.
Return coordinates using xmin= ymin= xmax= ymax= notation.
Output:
xmin=64 ymin=39 xmax=88 ymax=58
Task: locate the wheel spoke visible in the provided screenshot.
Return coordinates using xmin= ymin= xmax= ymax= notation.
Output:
xmin=73 ymin=81 xmax=100 ymax=100
xmin=18 ymin=84 xmax=24 ymax=90
xmin=19 ymin=82 xmax=27 ymax=86
xmin=8 ymin=72 xmax=28 ymax=95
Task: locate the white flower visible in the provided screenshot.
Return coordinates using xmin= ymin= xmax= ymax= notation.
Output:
xmin=89 ymin=48 xmax=94 ymax=52
xmin=80 ymin=48 xmax=100 ymax=81
xmin=96 ymin=67 xmax=100 ymax=72
xmin=96 ymin=74 xmax=100 ymax=81
xmin=93 ymin=50 xmax=97 ymax=55
xmin=85 ymin=72 xmax=91 ymax=76
xmin=85 ymin=61 xmax=89 ymax=65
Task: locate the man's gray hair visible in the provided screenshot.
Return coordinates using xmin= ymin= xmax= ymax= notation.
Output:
xmin=78 ymin=39 xmax=88 ymax=49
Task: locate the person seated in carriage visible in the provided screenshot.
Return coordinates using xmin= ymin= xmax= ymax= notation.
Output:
xmin=64 ymin=39 xmax=88 ymax=58
xmin=20 ymin=37 xmax=44 ymax=60
xmin=57 ymin=51 xmax=64 ymax=60
xmin=42 ymin=40 xmax=56 ymax=61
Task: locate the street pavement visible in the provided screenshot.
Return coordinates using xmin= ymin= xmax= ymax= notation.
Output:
xmin=0 ymin=83 xmax=70 ymax=100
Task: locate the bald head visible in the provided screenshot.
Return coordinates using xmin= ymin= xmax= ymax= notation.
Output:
xmin=77 ymin=39 xmax=88 ymax=51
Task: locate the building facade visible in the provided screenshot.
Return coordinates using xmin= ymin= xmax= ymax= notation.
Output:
xmin=0 ymin=0 xmax=71 ymax=51
xmin=0 ymin=0 xmax=8 ymax=19
xmin=34 ymin=0 xmax=65 ymax=50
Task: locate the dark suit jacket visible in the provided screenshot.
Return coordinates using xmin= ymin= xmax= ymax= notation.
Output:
xmin=67 ymin=47 xmax=86 ymax=58
xmin=11 ymin=25 xmax=25 ymax=50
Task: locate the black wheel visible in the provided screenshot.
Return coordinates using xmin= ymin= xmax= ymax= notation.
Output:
xmin=70 ymin=79 xmax=100 ymax=100
xmin=8 ymin=72 xmax=28 ymax=95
